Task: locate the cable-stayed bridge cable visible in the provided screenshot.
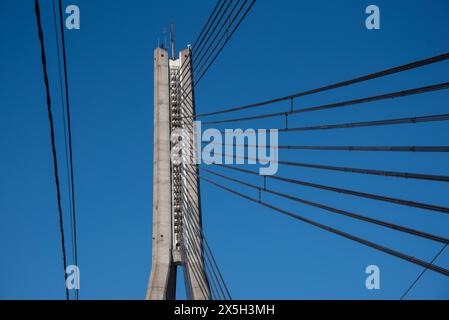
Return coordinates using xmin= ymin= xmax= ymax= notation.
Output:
xmin=199 ymin=176 xmax=449 ymax=278
xmin=201 ymin=82 xmax=449 ymax=125
xmin=213 ymin=165 xmax=449 ymax=215
xmin=193 ymin=52 xmax=449 ymax=118
xmin=199 ymin=167 xmax=449 ymax=244
xmin=278 ymin=114 xmax=449 ymax=132
xmin=206 ymin=150 xmax=449 ymax=182
xmin=194 ymin=0 xmax=256 ymax=87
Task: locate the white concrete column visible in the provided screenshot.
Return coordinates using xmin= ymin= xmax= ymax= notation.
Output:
xmin=146 ymin=48 xmax=177 ymax=300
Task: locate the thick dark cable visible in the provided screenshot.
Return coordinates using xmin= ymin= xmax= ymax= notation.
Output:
xmin=278 ymin=146 xmax=449 ymax=153
xmin=191 ymin=0 xmax=227 ymax=58
xmin=199 ymin=176 xmax=449 ymax=277
xmin=176 ymin=0 xmax=228 ymax=82
xmin=192 ymin=0 xmax=224 ymax=51
xmin=194 ymin=52 xmax=449 ymax=118
xmin=35 ymin=0 xmax=69 ymax=300
xmin=278 ymin=158 xmax=449 ymax=182
xmin=192 ymin=0 xmax=236 ymax=71
xmin=207 ymin=150 xmax=449 ymax=183
xmin=278 ymin=113 xmax=449 ymax=132
xmin=213 ymin=113 xmax=449 ymax=136
xmin=177 ymin=4 xmax=246 ymax=111
xmin=215 ymin=165 xmax=449 ymax=215
xmin=194 ymin=0 xmax=256 ymax=87
xmin=200 ymin=167 xmax=449 ymax=244
xmin=58 ymin=0 xmax=79 ymax=300
xmin=202 ymin=82 xmax=449 ymax=125
xmin=178 ymin=0 xmax=247 ymax=90
xmin=175 ymin=0 xmax=247 ymax=120
xmin=210 ymin=142 xmax=449 ymax=153
xmin=192 ymin=0 xmax=240 ymax=73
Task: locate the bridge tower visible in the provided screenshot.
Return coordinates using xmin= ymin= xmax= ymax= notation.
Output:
xmin=146 ymin=46 xmax=210 ymax=300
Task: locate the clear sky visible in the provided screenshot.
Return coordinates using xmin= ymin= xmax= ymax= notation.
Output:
xmin=1 ymin=0 xmax=449 ymax=300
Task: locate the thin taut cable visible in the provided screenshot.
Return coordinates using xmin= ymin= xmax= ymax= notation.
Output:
xmin=400 ymin=244 xmax=448 ymax=300
xmin=51 ymin=0 xmax=76 ymax=282
xmin=58 ymin=0 xmax=79 ymax=300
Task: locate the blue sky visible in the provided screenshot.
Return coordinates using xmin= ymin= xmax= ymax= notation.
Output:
xmin=1 ymin=0 xmax=449 ymax=300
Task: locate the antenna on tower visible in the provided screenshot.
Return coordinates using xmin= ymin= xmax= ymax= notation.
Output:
xmin=170 ymin=22 xmax=175 ymax=60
